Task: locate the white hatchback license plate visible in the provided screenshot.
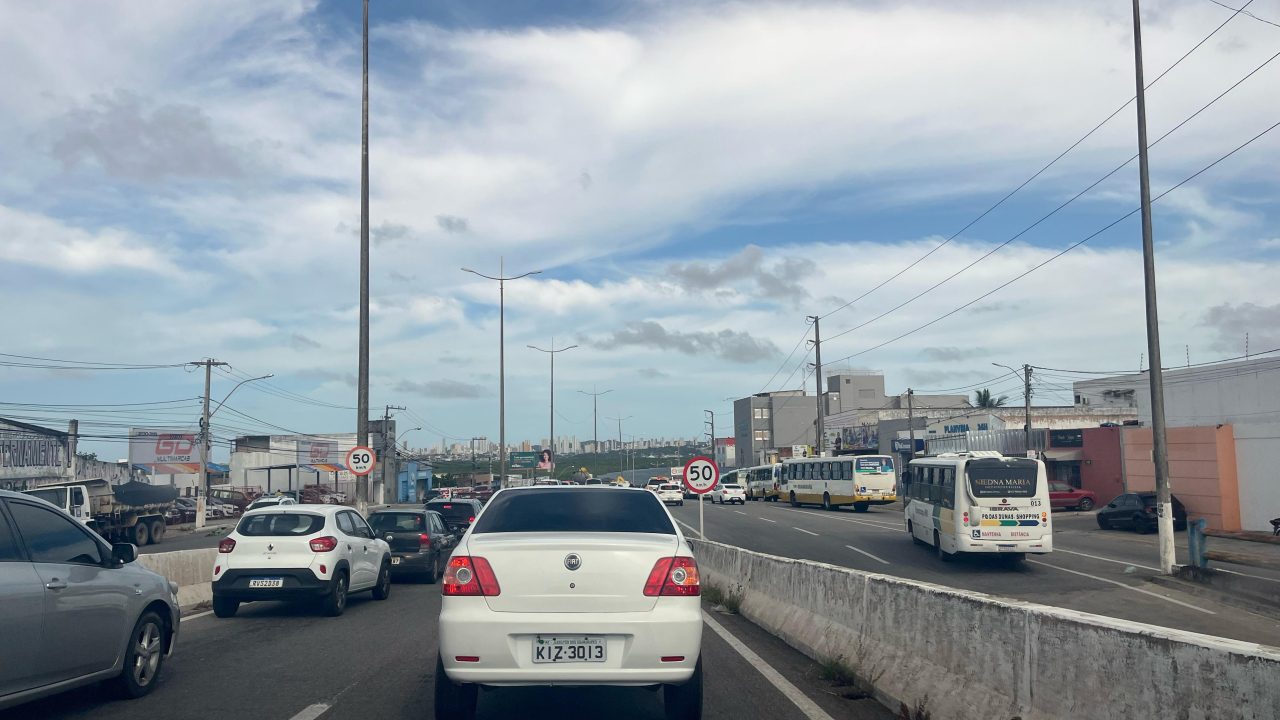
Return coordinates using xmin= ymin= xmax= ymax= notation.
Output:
xmin=391 ymin=557 xmax=401 ymax=565
xmin=533 ymin=637 xmax=606 ymax=664
xmin=248 ymin=578 xmax=283 ymax=588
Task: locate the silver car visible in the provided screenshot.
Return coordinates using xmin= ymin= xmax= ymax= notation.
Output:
xmin=0 ymin=489 xmax=180 ymax=711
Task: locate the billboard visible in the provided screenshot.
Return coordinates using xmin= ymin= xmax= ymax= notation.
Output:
xmin=509 ymin=451 xmax=538 ymax=470
xmin=537 ymin=449 xmax=554 ymax=470
xmin=129 ymin=428 xmax=200 ymax=474
xmin=297 ymin=439 xmax=345 ymax=472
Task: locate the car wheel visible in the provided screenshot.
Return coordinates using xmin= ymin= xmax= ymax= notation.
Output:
xmin=132 ymin=521 xmax=151 ymax=547
xmin=1096 ymin=515 xmax=1111 ymax=530
xmin=934 ymin=531 xmax=953 ymax=562
xmin=1134 ymin=516 xmax=1153 ymax=534
xmin=789 ymin=492 xmax=798 ymax=508
xmin=149 ymin=519 xmax=166 ymax=542
xmin=322 ymin=572 xmax=348 ymax=617
xmin=425 ymin=554 xmax=440 ymax=585
xmin=1077 ymin=497 xmax=1095 ymax=512
xmin=372 ymin=561 xmax=392 ymax=601
xmin=822 ymin=493 xmax=832 ymax=511
xmin=110 ymin=611 xmax=166 ymax=699
xmin=434 ymin=654 xmax=478 ymax=720
xmin=663 ymin=655 xmax=703 ymax=720
xmin=212 ymin=596 xmax=239 ymax=618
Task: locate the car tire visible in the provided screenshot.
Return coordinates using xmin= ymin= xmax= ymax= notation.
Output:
xmin=212 ymin=596 xmax=239 ymax=618
xmin=1077 ymin=497 xmax=1095 ymax=512
xmin=132 ymin=521 xmax=151 ymax=547
xmin=322 ymin=572 xmax=348 ymax=617
xmin=822 ymin=493 xmax=832 ymax=511
xmin=434 ymin=654 xmax=478 ymax=720
xmin=663 ymin=656 xmax=703 ymax=720
xmin=372 ymin=561 xmax=392 ymax=601
xmin=1134 ymin=516 xmax=1152 ymax=534
xmin=110 ymin=611 xmax=166 ymax=699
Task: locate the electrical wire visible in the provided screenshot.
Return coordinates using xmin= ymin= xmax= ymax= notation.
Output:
xmin=1205 ymin=0 xmax=1280 ymax=28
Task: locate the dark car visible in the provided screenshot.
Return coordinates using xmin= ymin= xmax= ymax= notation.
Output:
xmin=1049 ymin=482 xmax=1098 ymax=511
xmin=1096 ymin=492 xmax=1188 ymax=533
xmin=367 ymin=508 xmax=455 ymax=583
xmin=425 ymin=498 xmax=484 ymax=533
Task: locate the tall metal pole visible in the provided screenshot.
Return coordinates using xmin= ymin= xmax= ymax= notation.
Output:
xmin=356 ymin=0 xmax=371 ymax=514
xmin=197 ymin=362 xmax=212 ymax=530
xmin=529 ymin=340 xmax=579 ymax=473
xmin=808 ymin=316 xmax=824 ymax=456
xmin=1023 ymin=364 xmax=1033 ymax=455
xmin=1132 ymin=0 xmax=1176 ymax=574
xmin=579 ymin=387 xmax=612 ymax=453
xmin=907 ymin=388 xmax=916 ymax=458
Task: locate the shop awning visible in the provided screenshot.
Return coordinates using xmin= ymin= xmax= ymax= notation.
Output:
xmin=1042 ymin=449 xmax=1083 ymax=462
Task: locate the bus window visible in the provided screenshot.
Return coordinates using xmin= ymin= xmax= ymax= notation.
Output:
xmin=840 ymin=462 xmax=852 ymax=480
xmin=819 ymin=463 xmax=829 ymax=481
xmin=941 ymin=468 xmax=955 ymax=508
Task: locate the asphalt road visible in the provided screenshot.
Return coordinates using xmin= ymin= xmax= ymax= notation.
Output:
xmin=4 ymin=582 xmax=893 ymax=720
xmin=672 ymin=499 xmax=1280 ymax=647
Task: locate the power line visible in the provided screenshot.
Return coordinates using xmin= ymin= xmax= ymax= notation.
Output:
xmin=819 ymin=117 xmax=1280 ymax=368
xmin=1205 ymin=0 xmax=1280 ymax=28
xmin=757 ymin=326 xmax=813 ymax=393
xmin=816 ymin=0 xmax=1259 ymax=326
xmin=1031 ymin=347 xmax=1280 ymax=375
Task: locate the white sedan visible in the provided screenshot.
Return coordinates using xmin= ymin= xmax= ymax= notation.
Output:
xmin=436 ymin=486 xmax=703 ymax=720
xmin=656 ymin=484 xmax=685 ymax=506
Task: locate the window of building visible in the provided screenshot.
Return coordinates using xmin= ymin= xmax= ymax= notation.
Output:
xmin=753 ymin=430 xmax=771 ymax=443
xmin=753 ymin=407 xmax=770 ymax=420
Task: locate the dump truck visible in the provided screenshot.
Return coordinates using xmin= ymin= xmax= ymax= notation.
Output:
xmin=23 ymin=478 xmax=179 ymax=546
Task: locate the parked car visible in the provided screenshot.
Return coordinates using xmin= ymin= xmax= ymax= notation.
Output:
xmin=1096 ymin=492 xmax=1188 ymax=533
xmin=426 ymin=498 xmax=485 ymax=534
xmin=211 ymin=505 xmax=392 ymax=618
xmin=208 ymin=486 xmax=259 ymax=512
xmin=1049 ymin=482 xmax=1097 ymax=511
xmin=656 ymin=484 xmax=685 ymax=506
xmin=0 ymin=489 xmax=180 ymax=711
xmin=435 ymin=487 xmax=701 ymax=720
xmin=245 ymin=495 xmax=298 ymax=512
xmin=712 ymin=483 xmax=746 ymax=505
xmin=367 ymin=508 xmax=455 ymax=583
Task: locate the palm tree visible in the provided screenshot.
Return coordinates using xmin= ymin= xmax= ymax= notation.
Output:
xmin=974 ymin=388 xmax=1008 ymax=408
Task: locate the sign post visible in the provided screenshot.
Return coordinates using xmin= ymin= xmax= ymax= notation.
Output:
xmin=345 ymin=446 xmax=377 ymax=478
xmin=682 ymin=455 xmax=719 ymax=540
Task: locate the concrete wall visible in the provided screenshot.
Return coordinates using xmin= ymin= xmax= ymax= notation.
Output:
xmin=691 ymin=539 xmax=1280 ymax=720
xmin=137 ymin=548 xmax=217 ymax=610
xmin=1234 ymin=422 xmax=1280 ymax=532
xmin=1123 ymin=425 xmax=1241 ymax=531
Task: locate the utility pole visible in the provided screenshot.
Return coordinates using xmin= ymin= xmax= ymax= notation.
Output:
xmin=528 ymin=339 xmax=579 ymax=473
xmin=191 ymin=358 xmax=228 ymax=530
xmin=607 ymin=415 xmax=631 ymax=477
xmin=907 ymin=388 xmax=916 ymax=461
xmin=379 ymin=404 xmax=405 ymax=509
xmin=807 ymin=315 xmax=824 ymax=456
xmin=1023 ymin=364 xmax=1033 ymax=455
xmin=704 ymin=410 xmax=715 ymax=464
xmin=578 ymin=387 xmax=612 ymax=454
xmin=1132 ymin=0 xmax=1176 ymax=574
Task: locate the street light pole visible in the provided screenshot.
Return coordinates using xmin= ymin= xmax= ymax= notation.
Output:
xmin=607 ymin=415 xmax=632 ymax=478
xmin=578 ymin=387 xmax=613 ymax=454
xmin=528 ymin=339 xmax=579 ymax=472
xmin=462 ymin=260 xmax=542 ymax=489
xmin=357 ymin=0 xmax=371 ymax=506
xmin=191 ymin=365 xmax=271 ymax=529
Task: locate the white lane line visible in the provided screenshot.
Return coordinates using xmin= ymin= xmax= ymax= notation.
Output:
xmin=792 ymin=527 xmax=819 ymax=536
xmin=702 ymin=611 xmax=836 ymax=720
xmin=288 ymin=704 xmax=331 ymax=720
xmin=675 ymin=519 xmax=703 ymax=539
xmin=735 ymin=510 xmax=747 ymax=516
xmin=1053 ymin=547 xmax=1159 ymax=572
xmin=1218 ymin=568 xmax=1280 ymax=585
xmin=1027 ymin=560 xmax=1215 ymax=615
xmin=760 ymin=517 xmax=777 ymax=523
xmin=182 ymin=610 xmax=213 ymax=621
xmin=845 ymin=544 xmax=891 ymax=565
xmin=781 ymin=508 xmax=900 ymax=531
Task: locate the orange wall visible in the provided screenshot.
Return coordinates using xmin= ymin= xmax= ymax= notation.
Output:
xmin=1121 ymin=425 xmax=1241 ymax=531
xmin=1081 ymin=427 xmax=1125 ymax=502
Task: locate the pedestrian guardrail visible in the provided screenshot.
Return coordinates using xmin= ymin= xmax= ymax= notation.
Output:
xmin=1188 ymin=519 xmax=1280 ymax=571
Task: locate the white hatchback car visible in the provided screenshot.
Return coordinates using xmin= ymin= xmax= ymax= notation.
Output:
xmin=656 ymin=484 xmax=685 ymax=507
xmin=212 ymin=505 xmax=391 ymax=618
xmin=436 ymin=486 xmax=703 ymax=720
xmin=712 ymin=483 xmax=746 ymax=505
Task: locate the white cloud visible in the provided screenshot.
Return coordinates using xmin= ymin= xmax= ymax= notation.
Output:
xmin=0 ymin=205 xmax=182 ymax=275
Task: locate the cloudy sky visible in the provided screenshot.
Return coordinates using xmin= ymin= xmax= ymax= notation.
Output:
xmin=2 ymin=0 xmax=1277 ymax=460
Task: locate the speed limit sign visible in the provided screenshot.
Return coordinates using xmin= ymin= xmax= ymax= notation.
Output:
xmin=345 ymin=446 xmax=377 ymax=476
xmin=682 ymin=456 xmax=719 ymax=495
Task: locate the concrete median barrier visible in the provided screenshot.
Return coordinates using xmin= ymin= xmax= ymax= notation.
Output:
xmin=690 ymin=539 xmax=1280 ymax=720
xmin=138 ymin=548 xmax=217 ymax=612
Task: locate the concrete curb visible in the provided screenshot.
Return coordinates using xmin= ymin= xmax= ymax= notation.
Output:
xmin=690 ymin=538 xmax=1280 ymax=720
xmin=137 ymin=548 xmax=218 ymax=614
xmin=1150 ymin=566 xmax=1280 ymax=621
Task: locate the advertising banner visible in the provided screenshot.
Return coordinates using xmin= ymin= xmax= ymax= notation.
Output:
xmin=509 ymin=451 xmax=538 ymax=470
xmin=297 ymin=439 xmax=345 ymax=472
xmin=129 ymin=428 xmax=200 ymax=474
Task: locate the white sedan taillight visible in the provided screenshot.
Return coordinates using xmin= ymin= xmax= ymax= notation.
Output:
xmin=643 ymin=556 xmax=700 ymax=597
xmin=442 ymin=556 xmax=501 ymax=596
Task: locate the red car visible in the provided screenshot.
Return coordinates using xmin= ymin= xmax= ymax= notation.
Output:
xmin=1049 ymin=482 xmax=1097 ymax=511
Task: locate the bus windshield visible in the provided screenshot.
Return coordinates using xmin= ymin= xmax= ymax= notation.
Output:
xmin=966 ymin=458 xmax=1038 ymax=498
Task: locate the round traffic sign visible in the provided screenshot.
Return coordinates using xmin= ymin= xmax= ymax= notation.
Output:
xmin=682 ymin=456 xmax=719 ymax=495
xmin=345 ymin=446 xmax=377 ymax=476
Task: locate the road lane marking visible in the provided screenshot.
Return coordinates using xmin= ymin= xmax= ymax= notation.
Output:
xmin=793 ymin=527 xmax=819 ymax=536
xmin=1026 ymin=560 xmax=1215 ymax=615
xmin=845 ymin=544 xmax=891 ymax=565
xmin=735 ymin=510 xmax=747 ymax=515
xmin=182 ymin=610 xmax=213 ymax=621
xmin=288 ymin=704 xmax=331 ymax=720
xmin=1053 ymin=548 xmax=1159 ymax=572
xmin=1218 ymin=568 xmax=1280 ymax=584
xmin=780 ymin=508 xmax=900 ymax=531
xmin=675 ymin=519 xmax=703 ymax=539
xmin=760 ymin=517 xmax=777 ymax=523
xmin=702 ymin=611 xmax=836 ymax=720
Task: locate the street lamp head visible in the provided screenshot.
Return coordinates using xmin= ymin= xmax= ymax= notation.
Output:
xmin=564 ymin=344 xmax=580 ymax=351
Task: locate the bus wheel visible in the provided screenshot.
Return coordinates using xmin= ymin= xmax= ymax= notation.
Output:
xmin=853 ymin=502 xmax=869 ymax=513
xmin=789 ymin=492 xmax=798 ymax=508
xmin=822 ymin=493 xmax=832 ymax=511
xmin=907 ymin=520 xmax=924 ymax=546
xmin=1004 ymin=553 xmax=1026 ymax=567
xmin=933 ymin=531 xmax=953 ymax=562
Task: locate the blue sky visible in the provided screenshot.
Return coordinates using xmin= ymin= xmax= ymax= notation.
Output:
xmin=1 ymin=0 xmax=1278 ymax=460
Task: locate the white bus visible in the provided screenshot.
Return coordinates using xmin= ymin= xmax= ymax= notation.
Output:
xmin=743 ymin=464 xmax=781 ymax=501
xmin=903 ymin=451 xmax=1052 ymax=563
xmin=779 ymin=455 xmax=898 ymax=512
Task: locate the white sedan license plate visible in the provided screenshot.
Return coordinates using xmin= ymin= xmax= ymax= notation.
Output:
xmin=248 ymin=578 xmax=283 ymax=588
xmin=533 ymin=636 xmax=606 ymax=664
xmin=391 ymin=556 xmax=402 ymax=565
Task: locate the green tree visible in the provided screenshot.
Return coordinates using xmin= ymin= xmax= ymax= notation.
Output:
xmin=974 ymin=388 xmax=1008 ymax=408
